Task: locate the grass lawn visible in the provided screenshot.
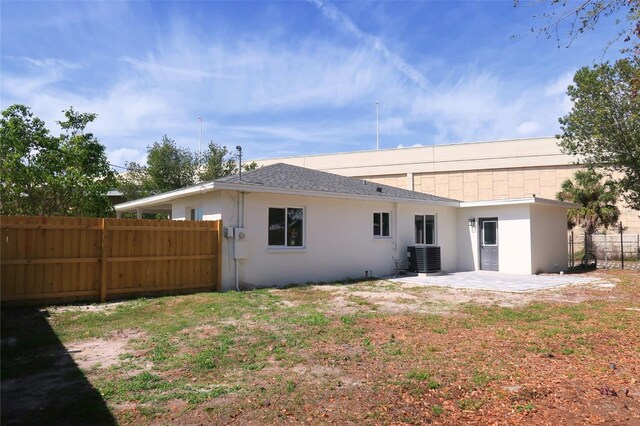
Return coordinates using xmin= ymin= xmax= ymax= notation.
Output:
xmin=2 ymin=270 xmax=640 ymax=425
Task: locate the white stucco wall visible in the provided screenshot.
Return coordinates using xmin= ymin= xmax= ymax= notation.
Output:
xmin=233 ymin=192 xmax=388 ymax=289
xmin=210 ymin=191 xmax=459 ymax=290
xmin=171 ymin=192 xmax=222 ymax=221
xmin=395 ymin=204 xmax=458 ymax=272
xmin=529 ymin=204 xmax=569 ymax=273
xmin=457 ymin=205 xmax=533 ymax=274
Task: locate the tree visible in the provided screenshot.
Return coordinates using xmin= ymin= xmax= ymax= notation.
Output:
xmin=196 ymin=143 xmax=257 ymax=182
xmin=146 ymin=135 xmax=197 ymax=193
xmin=518 ymin=0 xmax=640 ymax=57
xmin=556 ymin=168 xmax=620 ymax=233
xmin=557 ymin=58 xmax=640 ymax=210
xmin=0 ymin=104 xmax=115 ymax=217
xmin=197 ymin=142 xmax=237 ymax=182
xmin=117 ymin=139 xmax=258 ymax=200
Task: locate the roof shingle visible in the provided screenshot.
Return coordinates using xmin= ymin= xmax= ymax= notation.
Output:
xmin=215 ymin=163 xmax=459 ymax=203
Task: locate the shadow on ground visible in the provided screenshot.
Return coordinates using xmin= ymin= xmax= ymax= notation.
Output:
xmin=1 ymin=308 xmax=115 ymax=426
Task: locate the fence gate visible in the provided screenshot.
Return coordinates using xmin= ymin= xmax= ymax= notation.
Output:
xmin=1 ymin=216 xmax=222 ymax=306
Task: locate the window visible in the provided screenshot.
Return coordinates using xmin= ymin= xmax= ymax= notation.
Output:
xmin=268 ymin=207 xmax=304 ymax=247
xmin=190 ymin=207 xmax=204 ymax=221
xmin=482 ymin=220 xmax=498 ymax=246
xmin=415 ymin=214 xmax=436 ymax=244
xmin=373 ymin=212 xmax=390 ymax=237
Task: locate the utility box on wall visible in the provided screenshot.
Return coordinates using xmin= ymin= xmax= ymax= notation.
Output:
xmin=234 ymin=227 xmax=248 ymax=259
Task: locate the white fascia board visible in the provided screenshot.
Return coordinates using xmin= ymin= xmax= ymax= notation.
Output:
xmin=530 ymin=197 xmax=580 ymax=208
xmin=460 ymin=197 xmax=579 ymax=209
xmin=214 ymin=182 xmax=461 ymax=207
xmin=114 ymin=182 xmax=215 ymax=211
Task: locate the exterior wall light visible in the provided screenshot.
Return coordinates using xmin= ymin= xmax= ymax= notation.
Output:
xmin=468 ymin=218 xmax=476 ymax=228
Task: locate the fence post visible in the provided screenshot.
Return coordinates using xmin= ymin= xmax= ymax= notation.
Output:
xmin=570 ymin=231 xmax=574 ymax=268
xmin=100 ymin=219 xmax=109 ymax=302
xmin=604 ymin=232 xmax=608 ymax=269
xmin=619 ymin=222 xmax=624 ymax=270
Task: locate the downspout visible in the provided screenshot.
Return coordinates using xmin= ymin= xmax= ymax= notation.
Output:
xmin=393 ymin=202 xmax=399 ymax=269
xmin=234 ymin=145 xmax=244 ymax=292
xmin=234 ymin=191 xmax=245 ymax=292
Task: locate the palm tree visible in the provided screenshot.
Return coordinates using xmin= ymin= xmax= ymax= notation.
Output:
xmin=556 ymin=169 xmax=620 ymax=235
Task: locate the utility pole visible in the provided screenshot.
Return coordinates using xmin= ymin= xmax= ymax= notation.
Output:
xmin=236 ymin=145 xmax=243 ymax=182
xmin=197 ymin=116 xmax=203 ymax=161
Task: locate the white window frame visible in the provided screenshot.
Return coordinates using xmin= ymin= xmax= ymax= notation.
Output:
xmin=268 ymin=206 xmax=305 ymax=249
xmin=188 ymin=206 xmax=204 ymax=221
xmin=373 ymin=211 xmax=391 ymax=239
xmin=415 ymin=214 xmax=437 ymax=245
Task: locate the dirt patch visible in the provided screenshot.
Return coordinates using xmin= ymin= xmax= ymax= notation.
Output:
xmin=67 ymin=329 xmax=147 ymax=370
xmin=47 ymin=300 xmax=131 ymax=315
xmin=278 ymin=272 xmax=622 ymax=316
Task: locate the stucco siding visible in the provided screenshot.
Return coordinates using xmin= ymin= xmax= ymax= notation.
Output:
xmin=529 ymin=205 xmax=569 ymax=273
xmin=171 ymin=192 xmax=222 ymax=221
xmin=214 ymin=192 xmax=460 ymax=290
xmin=235 ymin=192 xmax=397 ymax=289
xmin=395 ymin=204 xmax=458 ymax=273
xmin=457 ymin=205 xmax=533 ymax=274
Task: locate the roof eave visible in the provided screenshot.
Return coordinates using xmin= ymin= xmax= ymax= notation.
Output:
xmin=459 ymin=197 xmax=579 ymax=209
xmin=114 ymin=182 xmax=216 ymax=211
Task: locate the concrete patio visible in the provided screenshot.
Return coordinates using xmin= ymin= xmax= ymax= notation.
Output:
xmin=388 ymin=271 xmax=605 ymax=292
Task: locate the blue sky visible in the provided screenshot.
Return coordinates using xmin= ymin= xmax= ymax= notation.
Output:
xmin=1 ymin=1 xmax=625 ymax=168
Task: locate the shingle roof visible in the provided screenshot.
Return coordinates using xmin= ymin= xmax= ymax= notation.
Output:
xmin=215 ymin=163 xmax=459 ymax=203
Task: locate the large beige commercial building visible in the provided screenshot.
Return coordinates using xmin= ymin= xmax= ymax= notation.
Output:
xmin=256 ymin=137 xmax=639 ymax=229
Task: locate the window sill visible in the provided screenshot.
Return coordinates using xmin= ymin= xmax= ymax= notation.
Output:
xmin=267 ymin=247 xmax=307 ymax=253
xmin=373 ymin=236 xmax=393 ymax=240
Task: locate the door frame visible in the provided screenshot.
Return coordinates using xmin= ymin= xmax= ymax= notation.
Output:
xmin=479 ymin=217 xmax=499 ymax=271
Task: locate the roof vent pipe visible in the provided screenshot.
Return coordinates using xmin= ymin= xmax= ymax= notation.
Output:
xmin=236 ymin=145 xmax=243 ymax=182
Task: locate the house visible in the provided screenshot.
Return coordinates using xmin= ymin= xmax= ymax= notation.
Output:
xmin=115 ymin=163 xmax=577 ymax=291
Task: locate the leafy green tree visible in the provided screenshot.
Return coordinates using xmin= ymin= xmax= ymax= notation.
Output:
xmin=558 ymin=58 xmax=640 ymax=210
xmin=557 ymin=169 xmax=620 ymax=233
xmin=117 ymin=139 xmax=258 ymax=200
xmin=196 ymin=143 xmax=257 ymax=182
xmin=146 ymin=135 xmax=197 ymax=193
xmin=197 ymin=142 xmax=237 ymax=182
xmin=0 ymin=104 xmax=115 ymax=217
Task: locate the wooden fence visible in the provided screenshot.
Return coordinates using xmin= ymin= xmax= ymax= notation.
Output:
xmin=1 ymin=216 xmax=222 ymax=306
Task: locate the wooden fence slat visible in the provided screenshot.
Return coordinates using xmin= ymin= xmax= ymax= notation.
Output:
xmin=100 ymin=218 xmax=108 ymax=302
xmin=2 ymin=258 xmax=100 ymax=265
xmin=104 ymin=254 xmax=216 ymax=263
xmin=108 ymin=225 xmax=215 ymax=232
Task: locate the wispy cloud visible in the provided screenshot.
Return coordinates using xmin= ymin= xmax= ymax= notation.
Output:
xmin=309 ymin=0 xmax=431 ymax=92
xmin=12 ymin=56 xmax=83 ymax=70
xmin=120 ymin=56 xmax=238 ymax=80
